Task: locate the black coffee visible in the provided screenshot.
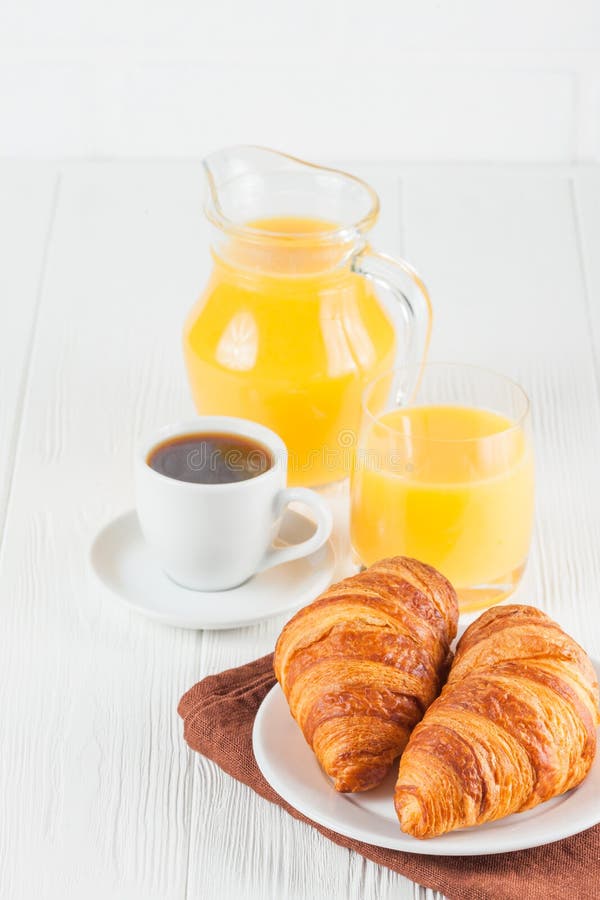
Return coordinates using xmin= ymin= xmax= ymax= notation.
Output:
xmin=147 ymin=432 xmax=273 ymax=485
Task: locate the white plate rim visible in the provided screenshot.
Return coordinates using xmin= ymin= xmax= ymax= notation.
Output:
xmin=252 ymin=660 xmax=600 ymax=855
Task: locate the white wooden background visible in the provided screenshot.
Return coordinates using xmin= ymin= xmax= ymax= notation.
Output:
xmin=1 ymin=1 xmax=600 ymax=160
xmin=1 ymin=161 xmax=600 ymax=900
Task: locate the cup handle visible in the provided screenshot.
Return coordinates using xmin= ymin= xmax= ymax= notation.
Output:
xmin=258 ymin=487 xmax=333 ymax=572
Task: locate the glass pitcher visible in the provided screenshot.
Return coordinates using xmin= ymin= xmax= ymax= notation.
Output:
xmin=183 ymin=146 xmax=432 ymax=487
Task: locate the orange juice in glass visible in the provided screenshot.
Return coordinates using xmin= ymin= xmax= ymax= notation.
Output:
xmin=350 ymin=364 xmax=534 ymax=612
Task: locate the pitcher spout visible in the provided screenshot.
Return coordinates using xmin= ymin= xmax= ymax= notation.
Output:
xmin=202 ymin=145 xmax=379 ymax=239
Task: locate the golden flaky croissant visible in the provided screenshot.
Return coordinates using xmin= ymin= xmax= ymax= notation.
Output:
xmin=395 ymin=604 xmax=600 ymax=838
xmin=274 ymin=556 xmax=458 ymax=792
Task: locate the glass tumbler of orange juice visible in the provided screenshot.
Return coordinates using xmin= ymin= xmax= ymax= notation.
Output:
xmin=350 ymin=363 xmax=534 ymax=612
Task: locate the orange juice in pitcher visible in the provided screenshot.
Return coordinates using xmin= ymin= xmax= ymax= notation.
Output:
xmin=183 ymin=147 xmax=432 ymax=486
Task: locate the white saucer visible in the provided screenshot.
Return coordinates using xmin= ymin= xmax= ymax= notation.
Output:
xmin=90 ymin=509 xmax=336 ymax=630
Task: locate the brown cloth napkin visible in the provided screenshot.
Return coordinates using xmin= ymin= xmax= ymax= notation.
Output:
xmin=178 ymin=653 xmax=600 ymax=900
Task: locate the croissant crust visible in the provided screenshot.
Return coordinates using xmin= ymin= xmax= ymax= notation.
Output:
xmin=274 ymin=556 xmax=459 ymax=792
xmin=394 ymin=604 xmax=600 ymax=837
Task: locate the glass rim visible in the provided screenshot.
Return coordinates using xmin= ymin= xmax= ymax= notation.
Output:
xmin=361 ymin=362 xmax=531 ymax=444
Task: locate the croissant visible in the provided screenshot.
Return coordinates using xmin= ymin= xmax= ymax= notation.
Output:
xmin=274 ymin=556 xmax=458 ymax=792
xmin=395 ymin=604 xmax=600 ymax=837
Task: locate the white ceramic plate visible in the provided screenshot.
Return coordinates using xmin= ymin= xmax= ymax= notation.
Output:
xmin=253 ymin=661 xmax=600 ymax=855
xmin=90 ymin=509 xmax=336 ymax=630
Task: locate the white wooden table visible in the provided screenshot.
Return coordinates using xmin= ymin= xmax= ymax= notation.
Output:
xmin=2 ymin=162 xmax=600 ymax=900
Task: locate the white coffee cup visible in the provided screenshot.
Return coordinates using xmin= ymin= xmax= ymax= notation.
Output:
xmin=134 ymin=416 xmax=333 ymax=591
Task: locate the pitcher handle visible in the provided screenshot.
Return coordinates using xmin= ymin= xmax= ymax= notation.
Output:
xmin=351 ymin=249 xmax=433 ymax=389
